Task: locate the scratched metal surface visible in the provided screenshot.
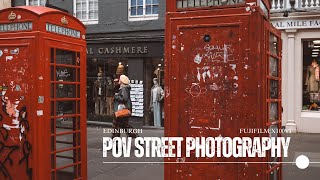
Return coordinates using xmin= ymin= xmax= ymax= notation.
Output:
xmin=0 ymin=43 xmax=33 ymax=180
xmin=164 ymin=3 xmax=280 ymax=179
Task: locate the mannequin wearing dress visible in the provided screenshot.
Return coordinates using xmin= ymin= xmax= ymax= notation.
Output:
xmin=306 ymin=60 xmax=320 ymax=103
xmin=93 ymin=72 xmax=105 ymax=115
xmin=150 ymin=78 xmax=164 ymax=127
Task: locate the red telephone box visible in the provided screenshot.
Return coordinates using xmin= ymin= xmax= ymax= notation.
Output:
xmin=165 ymin=0 xmax=282 ymax=179
xmin=0 ymin=7 xmax=87 ymax=180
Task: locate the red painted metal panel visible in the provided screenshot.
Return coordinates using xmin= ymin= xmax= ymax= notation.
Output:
xmin=165 ymin=3 xmax=282 ymax=180
xmin=0 ymin=6 xmax=86 ymax=180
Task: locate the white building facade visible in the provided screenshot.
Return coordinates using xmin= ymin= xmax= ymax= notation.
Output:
xmin=271 ymin=0 xmax=320 ymax=133
xmin=0 ymin=0 xmax=11 ymax=10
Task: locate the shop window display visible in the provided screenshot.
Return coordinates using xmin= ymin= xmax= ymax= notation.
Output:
xmin=87 ymin=57 xmax=165 ymax=126
xmin=303 ymin=40 xmax=320 ymax=111
xmin=87 ymin=58 xmax=128 ymax=121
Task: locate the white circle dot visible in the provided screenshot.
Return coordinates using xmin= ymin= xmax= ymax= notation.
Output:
xmin=296 ymin=155 xmax=309 ymax=169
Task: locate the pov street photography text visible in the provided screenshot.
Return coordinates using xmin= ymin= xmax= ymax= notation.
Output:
xmin=103 ymin=137 xmax=290 ymax=159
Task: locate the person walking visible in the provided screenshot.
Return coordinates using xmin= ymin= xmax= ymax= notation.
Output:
xmin=112 ymin=75 xmax=138 ymax=138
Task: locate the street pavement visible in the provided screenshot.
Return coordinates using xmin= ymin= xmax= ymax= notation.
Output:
xmin=87 ymin=126 xmax=320 ymax=180
xmin=87 ymin=126 xmax=164 ymax=180
xmin=282 ymin=133 xmax=320 ymax=180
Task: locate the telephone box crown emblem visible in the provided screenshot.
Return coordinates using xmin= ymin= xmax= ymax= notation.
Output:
xmin=61 ymin=16 xmax=68 ymax=25
xmin=8 ymin=11 xmax=16 ymax=21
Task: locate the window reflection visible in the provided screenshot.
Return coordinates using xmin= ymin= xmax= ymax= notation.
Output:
xmin=269 ymin=103 xmax=278 ymax=121
xmin=269 ymin=56 xmax=278 ymax=77
xmin=270 ymin=80 xmax=278 ymax=99
xmin=269 ymin=34 xmax=278 ymax=55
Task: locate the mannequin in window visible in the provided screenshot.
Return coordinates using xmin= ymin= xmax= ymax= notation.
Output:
xmin=93 ymin=72 xmax=105 ymax=115
xmin=105 ymin=76 xmax=114 ymax=116
xmin=114 ymin=63 xmax=125 ymax=94
xmin=150 ymin=78 xmax=164 ymax=127
xmin=116 ymin=63 xmax=125 ymax=76
xmin=305 ymin=59 xmax=320 ymax=103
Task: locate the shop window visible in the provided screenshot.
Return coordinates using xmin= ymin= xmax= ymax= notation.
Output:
xmin=87 ymin=57 xmax=165 ymax=127
xmin=74 ymin=0 xmax=98 ymax=25
xmin=303 ymin=40 xmax=320 ymax=111
xmin=87 ymin=58 xmax=129 ymax=120
xmin=128 ymin=0 xmax=159 ymax=21
xmin=26 ymin=0 xmax=46 ymax=6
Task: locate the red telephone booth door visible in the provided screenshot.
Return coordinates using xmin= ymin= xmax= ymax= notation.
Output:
xmin=0 ymin=38 xmax=34 ymax=180
xmin=164 ymin=8 xmax=280 ymax=179
xmin=265 ymin=21 xmax=283 ymax=180
xmin=166 ymin=13 xmax=254 ymax=179
xmin=45 ymin=40 xmax=86 ymax=180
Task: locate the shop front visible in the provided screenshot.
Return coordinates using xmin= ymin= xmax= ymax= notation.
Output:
xmin=271 ymin=15 xmax=320 ymax=133
xmin=86 ymin=41 xmax=164 ymax=127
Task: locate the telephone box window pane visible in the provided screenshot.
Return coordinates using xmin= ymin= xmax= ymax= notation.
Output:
xmin=51 ymin=66 xmax=55 ymax=81
xmin=77 ymin=101 xmax=80 ymax=114
xmin=270 ymin=34 xmax=278 ymax=55
xmin=269 ymin=80 xmax=278 ymax=99
xmin=51 ymin=172 xmax=55 ymax=180
xmin=269 ymin=103 xmax=278 ymax=121
xmin=51 ymin=83 xmax=54 ymax=98
xmin=51 ymin=154 xmax=55 ymax=168
xmin=51 ymin=136 xmax=55 ymax=151
xmin=56 ymin=166 xmax=77 ymax=180
xmin=56 ymin=157 xmax=76 ymax=179
xmin=77 ymin=117 xmax=81 ymax=132
xmin=77 ymin=52 xmax=80 ymax=66
xmin=51 ymin=119 xmax=55 ymax=134
xmin=51 ymin=101 xmax=55 ymax=116
xmin=269 ymin=56 xmax=278 ymax=77
xmin=56 ymin=49 xmax=76 ymax=65
xmin=56 ymin=101 xmax=77 ymax=115
xmin=56 ymin=133 xmax=76 ymax=151
xmin=77 ymin=85 xmax=80 ymax=98
xmin=77 ymin=69 xmax=80 ymax=82
xmin=56 ymin=117 xmax=78 ymax=132
xmin=77 ymin=164 xmax=81 ymax=177
xmin=51 ymin=48 xmax=54 ymax=63
xmin=77 ymin=132 xmax=81 ymax=146
xmin=56 ymin=67 xmax=76 ymax=82
xmin=56 ymin=84 xmax=77 ymax=98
